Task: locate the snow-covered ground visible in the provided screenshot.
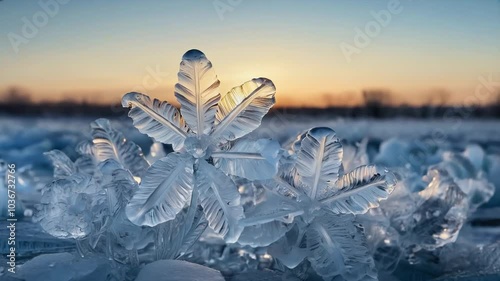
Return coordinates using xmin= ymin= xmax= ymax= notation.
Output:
xmin=1 ymin=115 xmax=499 ymax=212
xmin=2 ymin=116 xmax=499 ymax=165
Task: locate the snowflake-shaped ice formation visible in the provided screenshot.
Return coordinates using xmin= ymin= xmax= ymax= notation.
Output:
xmin=122 ymin=49 xmax=279 ymax=242
xmin=237 ymin=127 xmax=397 ymax=281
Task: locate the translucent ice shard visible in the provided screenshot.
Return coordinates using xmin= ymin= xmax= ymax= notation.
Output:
xmin=122 ymin=92 xmax=189 ymax=151
xmin=135 ymin=260 xmax=225 ymax=281
xmin=320 ymin=165 xmax=397 ymax=215
xmin=268 ymin=224 xmax=308 ymax=269
xmin=126 ymin=153 xmax=194 ymax=227
xmin=238 ymin=219 xmax=292 ymax=248
xmin=254 ymin=127 xmax=395 ymax=218
xmin=295 ymin=127 xmax=343 ymax=200
xmin=238 ymin=189 xmax=298 ymax=247
xmin=362 ymin=163 xmax=484 ymax=268
xmin=462 ymin=144 xmax=485 ymax=172
xmin=43 ymin=150 xmax=76 ymax=178
xmin=175 ymin=49 xmax=221 ymax=136
xmin=110 ymin=211 xmax=154 ymax=251
xmin=362 ymin=218 xmax=402 ymax=273
xmin=213 ymin=138 xmax=280 ymax=180
xmin=34 ymin=173 xmax=97 ymax=239
xmin=306 ymin=212 xmax=377 ymax=281
xmin=342 ymin=138 xmax=369 ymax=173
xmin=484 ymin=154 xmax=500 ymax=207
xmin=45 ymin=149 xmax=95 ymax=178
xmin=153 ymin=204 xmax=207 ymax=260
xmin=212 ymin=78 xmax=276 ymax=142
xmin=17 ymin=253 xmax=113 ymax=281
xmin=74 ymin=141 xmax=97 ymax=175
xmin=90 ymin=118 xmax=149 ymax=178
xmin=403 ymin=169 xmax=468 ymax=252
xmin=456 ymin=178 xmax=494 ymax=212
xmin=176 ymin=206 xmax=208 ymax=258
xmin=433 ymin=151 xmax=477 ymax=179
xmin=96 ymin=159 xmax=137 ymax=213
xmin=196 ymin=160 xmax=244 ymax=243
xmin=437 ymin=241 xmax=500 ymax=279
xmin=431 ymin=146 xmax=495 ymax=211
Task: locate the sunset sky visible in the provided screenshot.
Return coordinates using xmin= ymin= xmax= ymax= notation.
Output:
xmin=0 ymin=0 xmax=499 ymax=107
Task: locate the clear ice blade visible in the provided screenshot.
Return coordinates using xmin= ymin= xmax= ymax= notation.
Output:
xmin=175 ymin=49 xmax=221 ymax=135
xmin=97 ymin=159 xmax=137 ymax=213
xmin=320 ymin=165 xmax=396 ymax=215
xmin=238 ymin=190 xmax=299 ymax=247
xmin=268 ymin=224 xmax=308 ymax=269
xmin=295 ymin=127 xmax=343 ymax=200
xmin=126 ymin=153 xmax=194 ymax=227
xmin=196 ymin=160 xmax=244 ymax=243
xmin=306 ymin=212 xmax=377 ymax=280
xmin=44 ymin=150 xmax=76 ymax=178
xmin=213 ymin=138 xmax=280 ymax=180
xmin=212 ymin=78 xmax=276 ymax=141
xmin=90 ymin=118 xmax=149 ymax=178
xmin=122 ymin=92 xmax=189 ymax=151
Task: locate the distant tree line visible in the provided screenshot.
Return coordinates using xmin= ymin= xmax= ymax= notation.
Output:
xmin=0 ymin=87 xmax=499 ymax=118
xmin=272 ymin=89 xmax=500 ymax=119
xmin=0 ymin=87 xmax=127 ymax=117
xmin=270 ymin=104 xmax=500 ymax=119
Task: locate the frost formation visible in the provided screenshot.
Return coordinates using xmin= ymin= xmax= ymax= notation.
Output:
xmin=29 ymin=49 xmax=497 ymax=281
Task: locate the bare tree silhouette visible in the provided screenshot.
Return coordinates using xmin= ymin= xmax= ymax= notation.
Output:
xmin=1 ymin=86 xmax=32 ymax=104
xmin=362 ymin=89 xmax=392 ymax=117
xmin=426 ymin=89 xmax=451 ymax=106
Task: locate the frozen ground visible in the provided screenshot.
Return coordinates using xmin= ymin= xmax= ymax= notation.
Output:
xmin=0 ymin=115 xmax=499 ymax=280
xmin=1 ymin=115 xmax=499 ymax=166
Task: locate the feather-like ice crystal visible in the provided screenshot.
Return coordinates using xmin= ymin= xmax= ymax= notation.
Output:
xmin=121 ymin=49 xmax=278 ymax=242
xmin=238 ymin=127 xmax=396 ymax=281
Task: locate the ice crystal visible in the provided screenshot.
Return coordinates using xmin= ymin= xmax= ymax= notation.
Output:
xmin=36 ymin=119 xmax=155 ymax=265
xmin=121 ymin=49 xmax=278 ymax=242
xmin=34 ymin=173 xmax=97 ymax=239
xmin=238 ymin=127 xmax=396 ymax=280
xmin=23 ymin=49 xmax=500 ymax=281
xmin=362 ymin=142 xmax=497 ymax=271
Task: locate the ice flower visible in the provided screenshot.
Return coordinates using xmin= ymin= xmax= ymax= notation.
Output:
xmin=237 ymin=127 xmax=396 ymax=280
xmin=122 ymin=49 xmax=278 ymax=242
xmin=239 ymin=127 xmax=397 ymax=236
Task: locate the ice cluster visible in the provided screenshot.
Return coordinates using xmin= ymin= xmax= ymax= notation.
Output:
xmin=3 ymin=50 xmax=498 ymax=281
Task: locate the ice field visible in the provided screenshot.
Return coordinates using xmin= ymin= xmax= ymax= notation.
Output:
xmin=0 ymin=115 xmax=499 ymax=281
